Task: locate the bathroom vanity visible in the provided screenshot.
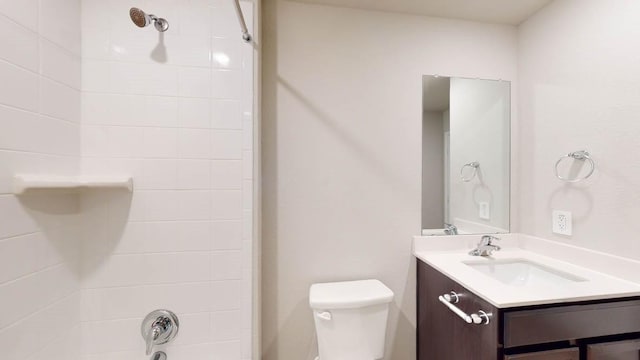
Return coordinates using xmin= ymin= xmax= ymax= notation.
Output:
xmin=415 ymin=235 xmax=640 ymax=360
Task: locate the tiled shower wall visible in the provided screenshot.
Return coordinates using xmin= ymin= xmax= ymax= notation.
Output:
xmin=0 ymin=1 xmax=82 ymax=360
xmin=0 ymin=0 xmax=255 ymax=359
xmin=79 ymin=1 xmax=255 ymax=360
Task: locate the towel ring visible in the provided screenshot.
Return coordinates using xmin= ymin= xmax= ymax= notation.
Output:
xmin=554 ymin=150 xmax=595 ymax=183
xmin=460 ymin=162 xmax=480 ymax=182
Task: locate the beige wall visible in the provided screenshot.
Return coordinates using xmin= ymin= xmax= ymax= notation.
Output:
xmin=518 ymin=0 xmax=640 ymax=259
xmin=262 ymin=1 xmax=517 ymax=359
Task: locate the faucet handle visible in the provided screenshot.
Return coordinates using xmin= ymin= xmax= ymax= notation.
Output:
xmin=481 ymin=235 xmax=500 ymax=245
xmin=141 ymin=310 xmax=179 ymax=355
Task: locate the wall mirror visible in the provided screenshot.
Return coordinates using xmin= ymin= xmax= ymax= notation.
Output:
xmin=422 ymin=75 xmax=510 ymax=235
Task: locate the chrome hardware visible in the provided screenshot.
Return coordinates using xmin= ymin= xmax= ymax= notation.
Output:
xmin=554 ymin=150 xmax=595 ymax=183
xmin=439 ymin=292 xmax=492 ymax=325
xmin=469 ymin=235 xmax=501 ymax=257
xmin=151 ymin=351 xmax=167 ymax=360
xmin=460 ymin=161 xmax=480 ymax=182
xmin=141 ymin=310 xmax=179 ymax=356
xmin=232 ymin=0 xmax=252 ymax=42
xmin=444 ymin=223 xmax=458 ymax=235
xmin=129 ymin=8 xmax=169 ymax=32
xmin=443 ymin=291 xmax=460 ymax=303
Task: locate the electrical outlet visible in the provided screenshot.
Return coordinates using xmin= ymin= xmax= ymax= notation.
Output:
xmin=479 ymin=202 xmax=491 ymax=220
xmin=552 ymin=210 xmax=572 ymax=236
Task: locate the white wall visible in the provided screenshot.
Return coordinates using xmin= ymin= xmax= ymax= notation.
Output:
xmin=262 ymin=1 xmax=517 ymax=358
xmin=79 ymin=1 xmax=256 ymax=360
xmin=421 ymin=111 xmax=444 ymax=228
xmin=518 ymin=0 xmax=640 ymax=258
xmin=449 ymin=78 xmax=510 ymax=232
xmin=0 ymin=1 xmax=83 ymax=360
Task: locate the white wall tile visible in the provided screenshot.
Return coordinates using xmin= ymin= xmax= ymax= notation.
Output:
xmin=81 ymin=29 xmax=110 ymax=60
xmin=179 ymin=98 xmax=211 ymax=128
xmin=178 ymin=128 xmax=211 ymax=159
xmin=211 ymin=160 xmax=242 ymax=189
xmin=178 ymin=67 xmax=212 ymax=97
xmin=0 ymin=195 xmax=39 ymax=238
xmin=177 ymin=190 xmax=212 ymax=220
xmin=0 ymin=60 xmax=39 ymax=112
xmin=211 ymin=100 xmax=241 ymax=129
xmin=39 ymin=0 xmax=81 ymax=54
xmin=81 ymin=126 xmax=109 ymax=157
xmin=0 ymin=0 xmax=38 ymax=31
xmin=174 ymin=35 xmax=211 ymax=67
xmin=82 ymin=252 xmax=210 ymax=289
xmin=110 ymin=62 xmax=178 ymax=96
xmin=180 ymin=0 xmax=213 ymax=36
xmin=81 ymin=60 xmax=110 ymax=92
xmin=40 ymin=79 xmax=81 ymax=123
xmin=212 ymin=37 xmax=241 ymax=70
xmin=211 ymin=340 xmax=242 ymax=360
xmin=0 ymin=232 xmax=75 ymax=283
xmin=114 ymin=221 xmax=211 ymax=254
xmin=211 ymin=310 xmax=241 ymax=341
xmin=138 ymin=159 xmax=177 ymax=189
xmin=211 ymin=130 xmax=242 ymax=159
xmin=210 ymin=281 xmax=242 ymax=311
xmin=177 ymin=159 xmax=211 ymax=189
xmin=242 ymin=150 xmax=253 ymax=179
xmin=141 ymin=127 xmax=178 ymax=158
xmin=109 ymin=28 xmax=160 ymax=64
xmin=0 ymin=15 xmax=38 ymax=71
xmin=40 ymin=39 xmax=81 ymax=89
xmin=211 ymin=190 xmax=242 ymax=220
xmin=82 ymin=93 xmax=114 ymax=125
xmin=75 ymin=2 xmax=256 ymax=360
xmin=211 ymin=251 xmax=242 ymax=280
xmin=27 ymin=325 xmax=81 ymax=360
xmin=211 ymin=69 xmax=242 ymax=99
xmin=0 ymin=294 xmax=80 ymax=360
xmin=211 ymin=220 xmax=242 ymax=250
xmin=0 ymin=265 xmax=77 ymax=329
xmin=210 ymin=4 xmax=239 ymax=38
xmin=81 ymin=282 xmax=212 ymax=321
xmin=107 ymin=126 xmax=146 ymax=158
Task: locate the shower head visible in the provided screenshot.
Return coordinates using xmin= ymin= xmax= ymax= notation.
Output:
xmin=129 ymin=7 xmax=169 ymax=32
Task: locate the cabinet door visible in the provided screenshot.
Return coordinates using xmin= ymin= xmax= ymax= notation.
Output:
xmin=587 ymin=339 xmax=640 ymax=360
xmin=417 ymin=260 xmax=500 ymax=360
xmin=505 ymin=348 xmax=579 ymax=360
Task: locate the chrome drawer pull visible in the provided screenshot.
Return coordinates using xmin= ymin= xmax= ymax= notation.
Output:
xmin=438 ymin=292 xmax=492 ymax=325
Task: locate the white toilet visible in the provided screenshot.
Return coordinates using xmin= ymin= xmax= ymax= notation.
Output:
xmin=309 ymin=279 xmax=394 ymax=360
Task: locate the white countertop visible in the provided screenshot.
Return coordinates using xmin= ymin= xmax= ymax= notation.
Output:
xmin=414 ymin=234 xmax=640 ymax=308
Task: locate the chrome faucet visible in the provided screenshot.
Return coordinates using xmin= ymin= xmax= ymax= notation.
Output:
xmin=444 ymin=223 xmax=458 ymax=235
xmin=469 ymin=235 xmax=501 ymax=256
xmin=141 ymin=310 xmax=179 ymax=355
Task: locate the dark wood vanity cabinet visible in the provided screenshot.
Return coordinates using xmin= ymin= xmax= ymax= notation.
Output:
xmin=417 ymin=260 xmax=640 ymax=360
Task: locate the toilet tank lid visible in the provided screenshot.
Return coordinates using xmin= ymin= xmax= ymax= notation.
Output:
xmin=309 ymin=279 xmax=394 ymax=309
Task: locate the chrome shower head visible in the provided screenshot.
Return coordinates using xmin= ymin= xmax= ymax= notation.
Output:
xmin=129 ymin=7 xmax=169 ymax=32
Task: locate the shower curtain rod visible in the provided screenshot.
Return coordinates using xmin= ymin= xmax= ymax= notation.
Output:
xmin=232 ymin=0 xmax=252 ymax=43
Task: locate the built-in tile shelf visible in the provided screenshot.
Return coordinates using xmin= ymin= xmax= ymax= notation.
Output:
xmin=13 ymin=174 xmax=133 ymax=195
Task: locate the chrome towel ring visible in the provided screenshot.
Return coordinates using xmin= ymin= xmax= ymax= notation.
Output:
xmin=554 ymin=150 xmax=595 ymax=183
xmin=460 ymin=162 xmax=480 ymax=182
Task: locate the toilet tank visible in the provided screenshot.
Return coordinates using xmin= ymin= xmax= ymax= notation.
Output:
xmin=309 ymin=279 xmax=394 ymax=360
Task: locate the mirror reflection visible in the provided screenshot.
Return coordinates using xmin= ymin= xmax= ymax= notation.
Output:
xmin=421 ymin=76 xmax=510 ymax=235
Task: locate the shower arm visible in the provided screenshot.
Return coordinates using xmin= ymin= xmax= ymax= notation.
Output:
xmin=232 ymin=0 xmax=252 ymax=43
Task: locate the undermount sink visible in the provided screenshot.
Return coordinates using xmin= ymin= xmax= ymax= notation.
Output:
xmin=464 ymin=259 xmax=587 ymax=287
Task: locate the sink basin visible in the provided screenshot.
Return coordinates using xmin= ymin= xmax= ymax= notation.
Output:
xmin=464 ymin=259 xmax=587 ymax=287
